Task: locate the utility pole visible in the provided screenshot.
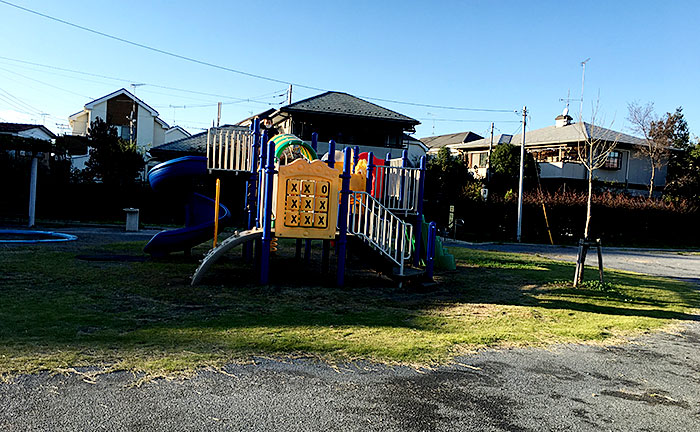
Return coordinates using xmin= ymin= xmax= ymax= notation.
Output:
xmin=516 ymin=106 xmax=527 ymax=242
xmin=129 ymin=84 xmax=145 ymax=146
xmin=217 ymin=102 xmax=222 ymax=127
xmin=287 ymin=84 xmax=293 ymax=105
xmin=487 ymin=122 xmax=494 ymax=183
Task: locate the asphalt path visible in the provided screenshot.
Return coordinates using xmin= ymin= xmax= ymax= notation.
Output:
xmin=2 ymin=228 xmax=699 ymax=431
xmin=442 ymin=240 xmax=700 ymax=286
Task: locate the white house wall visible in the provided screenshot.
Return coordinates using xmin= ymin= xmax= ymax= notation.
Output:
xmin=136 ymin=106 xmax=155 ymax=151
xmin=70 ymin=112 xmax=89 ymax=136
xmin=90 ymin=101 xmax=107 ymax=127
xmin=17 ymin=128 xmax=53 ymax=141
xmin=164 ymin=128 xmax=189 ymax=143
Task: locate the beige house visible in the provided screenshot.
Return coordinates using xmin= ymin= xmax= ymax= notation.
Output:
xmin=420 ymin=131 xmax=483 ymax=157
xmin=449 ymin=113 xmax=666 ymax=194
xmin=68 ymin=88 xmax=186 ymax=170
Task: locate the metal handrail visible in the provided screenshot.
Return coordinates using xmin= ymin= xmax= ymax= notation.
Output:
xmin=206 ymin=128 xmax=254 ymax=172
xmin=371 ymin=165 xmax=421 ymax=215
xmin=347 ymin=191 xmax=414 ymax=275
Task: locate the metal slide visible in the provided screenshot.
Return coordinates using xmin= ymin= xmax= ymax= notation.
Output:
xmin=144 ymin=156 xmax=231 ymax=256
xmin=190 ymin=228 xmax=263 ymax=286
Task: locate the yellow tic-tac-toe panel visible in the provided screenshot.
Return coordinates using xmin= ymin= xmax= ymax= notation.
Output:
xmin=300 ymin=180 xmax=315 ymax=196
xmin=287 ymin=179 xmax=300 ymax=195
xmin=317 ymin=181 xmax=330 ymax=197
xmin=314 ymin=197 xmax=328 ymax=212
xmin=275 ymin=159 xmax=341 ymax=239
xmin=300 ymin=197 xmax=314 ymax=212
xmin=284 ymin=211 xmax=300 ymax=226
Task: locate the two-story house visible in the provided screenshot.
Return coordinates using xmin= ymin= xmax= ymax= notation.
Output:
xmin=448 ymin=112 xmax=664 ymax=194
xmin=68 ymin=88 xmax=189 ymax=170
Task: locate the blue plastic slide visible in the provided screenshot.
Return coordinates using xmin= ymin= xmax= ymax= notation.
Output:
xmin=144 ymin=156 xmax=231 ymax=256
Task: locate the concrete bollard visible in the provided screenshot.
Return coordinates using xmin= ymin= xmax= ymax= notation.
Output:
xmin=123 ymin=208 xmax=140 ymax=232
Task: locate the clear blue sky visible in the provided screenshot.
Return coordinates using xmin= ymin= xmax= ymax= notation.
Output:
xmin=0 ymin=0 xmax=698 ymax=140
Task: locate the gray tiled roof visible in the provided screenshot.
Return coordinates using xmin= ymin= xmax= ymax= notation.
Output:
xmin=150 ymin=125 xmax=248 ymax=156
xmin=420 ymin=131 xmax=483 ymax=149
xmin=282 ymin=92 xmax=419 ymax=124
xmin=0 ymin=122 xmax=56 ymax=139
xmin=450 ymin=122 xmax=645 ymax=150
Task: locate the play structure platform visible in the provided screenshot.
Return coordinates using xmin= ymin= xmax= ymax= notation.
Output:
xmin=145 ymin=122 xmax=454 ymax=286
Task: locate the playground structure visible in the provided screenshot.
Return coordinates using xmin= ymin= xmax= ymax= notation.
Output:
xmin=147 ymin=119 xmax=454 ymax=286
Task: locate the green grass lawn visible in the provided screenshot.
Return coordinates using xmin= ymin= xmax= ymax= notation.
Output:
xmin=1 ymin=237 xmax=698 ymax=378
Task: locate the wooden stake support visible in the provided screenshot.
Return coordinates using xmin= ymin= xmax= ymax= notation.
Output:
xmin=573 ymin=238 xmax=604 ymax=287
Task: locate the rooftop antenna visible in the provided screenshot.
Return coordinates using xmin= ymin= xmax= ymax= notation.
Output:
xmin=427 ymin=112 xmax=436 ymax=135
xmin=130 ymin=83 xmax=145 ymax=94
xmin=579 ymin=58 xmax=590 ymax=120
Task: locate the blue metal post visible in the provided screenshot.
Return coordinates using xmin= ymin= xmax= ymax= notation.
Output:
xmin=337 ymin=148 xmax=352 ymax=287
xmin=254 ymin=130 xmax=268 ymax=269
xmin=365 ymin=151 xmax=374 ymax=193
xmin=244 ymin=118 xmax=260 ymax=261
xmin=352 ymin=145 xmax=359 ymax=172
xmin=260 ymin=137 xmax=276 ymax=284
xmin=311 ymin=132 xmax=318 ymax=152
xmin=327 ymin=139 xmax=336 ymax=169
xmin=414 ymin=155 xmax=427 ymax=267
xmin=258 ymin=130 xmax=268 ymax=225
xmin=426 ymin=221 xmax=436 ymax=279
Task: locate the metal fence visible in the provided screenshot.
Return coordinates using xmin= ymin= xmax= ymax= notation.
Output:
xmin=347 ymin=191 xmax=414 ymax=275
xmin=206 ymin=128 xmax=254 ymax=172
xmin=372 ymin=165 xmax=422 ymax=215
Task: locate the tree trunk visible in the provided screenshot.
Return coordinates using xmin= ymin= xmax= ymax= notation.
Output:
xmin=584 ymin=169 xmax=592 ymax=240
xmin=648 ymin=163 xmax=656 ymax=198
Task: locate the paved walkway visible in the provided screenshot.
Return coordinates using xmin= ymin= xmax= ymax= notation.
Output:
xmin=443 ymin=240 xmax=700 ymax=286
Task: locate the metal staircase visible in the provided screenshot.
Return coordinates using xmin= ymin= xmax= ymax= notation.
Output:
xmin=347 ymin=191 xmax=414 ymax=276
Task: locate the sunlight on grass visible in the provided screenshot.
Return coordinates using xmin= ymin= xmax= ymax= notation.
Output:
xmin=0 ymin=241 xmax=697 ymax=377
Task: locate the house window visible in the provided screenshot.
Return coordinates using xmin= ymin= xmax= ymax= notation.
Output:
xmin=469 ymin=152 xmax=488 ymax=168
xmin=603 ymin=151 xmax=622 ymax=170
xmin=114 ymin=125 xmax=131 ymax=141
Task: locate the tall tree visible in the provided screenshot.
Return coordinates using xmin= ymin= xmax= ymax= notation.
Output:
xmin=627 ymin=102 xmax=671 ymax=198
xmin=660 ymin=108 xmax=699 ymax=204
xmin=84 ymin=118 xmax=145 ymax=187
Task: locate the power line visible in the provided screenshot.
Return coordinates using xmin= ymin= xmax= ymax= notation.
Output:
xmin=0 ymin=0 xmax=324 ymax=91
xmin=0 ymin=66 xmax=91 ymax=99
xmin=0 ymin=55 xmax=288 ymax=105
xmin=0 ymin=1 xmax=517 ymax=113
xmin=416 ymin=117 xmax=520 ymax=123
xmin=0 ymin=87 xmax=44 ymax=114
xmin=370 ymin=98 xmax=515 ymax=113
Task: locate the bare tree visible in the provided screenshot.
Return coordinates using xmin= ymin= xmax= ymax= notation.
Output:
xmin=627 ymin=102 xmax=668 ymax=198
xmin=576 ymin=103 xmax=619 ymax=240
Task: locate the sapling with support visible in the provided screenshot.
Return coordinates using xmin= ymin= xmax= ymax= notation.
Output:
xmin=573 ymin=98 xmax=620 ymax=287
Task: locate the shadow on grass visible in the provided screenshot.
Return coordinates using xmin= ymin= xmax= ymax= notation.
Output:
xmin=0 ymin=239 xmax=698 ymax=358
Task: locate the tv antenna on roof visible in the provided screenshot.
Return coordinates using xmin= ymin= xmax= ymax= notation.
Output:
xmin=579 ymin=58 xmax=590 ymax=119
xmin=130 ymin=83 xmax=145 ymax=94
